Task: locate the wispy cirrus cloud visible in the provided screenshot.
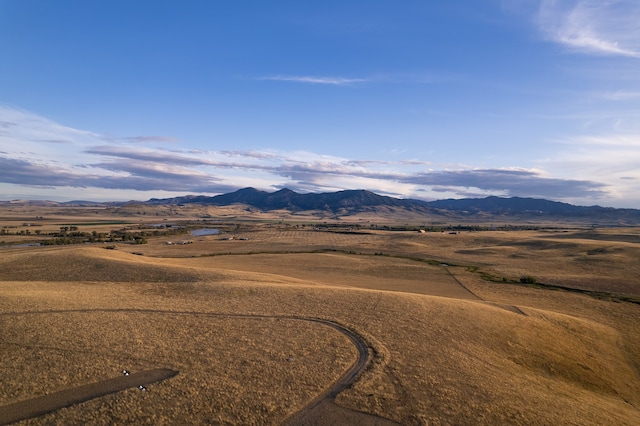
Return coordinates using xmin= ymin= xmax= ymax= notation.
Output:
xmin=536 ymin=0 xmax=640 ymax=57
xmin=0 ymin=155 xmax=230 ymax=193
xmin=600 ymin=91 xmax=640 ymax=101
xmin=559 ymin=134 xmax=640 ymax=147
xmin=399 ymin=168 xmax=607 ymax=199
xmin=123 ymin=135 xmax=180 ymax=143
xmin=86 ymin=146 xmax=213 ymax=167
xmin=258 ymin=75 xmax=368 ymax=85
xmin=540 ymin=132 xmax=640 ymax=202
xmin=257 ymin=72 xmax=450 ymax=86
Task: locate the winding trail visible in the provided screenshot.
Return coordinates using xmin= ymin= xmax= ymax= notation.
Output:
xmin=0 ymin=309 xmax=389 ymax=425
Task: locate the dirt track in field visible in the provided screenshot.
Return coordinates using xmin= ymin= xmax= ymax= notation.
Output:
xmin=0 ymin=369 xmax=177 ymax=426
xmin=0 ymin=309 xmax=394 ymax=426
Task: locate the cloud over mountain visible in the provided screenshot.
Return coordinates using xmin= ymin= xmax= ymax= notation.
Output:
xmin=0 ymin=105 xmax=630 ymax=206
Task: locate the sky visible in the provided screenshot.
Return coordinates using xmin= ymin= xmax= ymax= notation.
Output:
xmin=1 ymin=0 xmax=639 ymax=208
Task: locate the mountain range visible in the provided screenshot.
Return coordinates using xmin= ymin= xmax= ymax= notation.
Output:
xmin=146 ymin=187 xmax=414 ymax=211
xmin=143 ymin=187 xmax=640 ymax=225
xmin=4 ymin=188 xmax=640 ymax=225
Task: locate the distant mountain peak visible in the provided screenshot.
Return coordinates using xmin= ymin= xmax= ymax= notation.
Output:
xmin=137 ymin=188 xmax=640 ymax=225
xmin=273 ymin=188 xmax=295 ymax=194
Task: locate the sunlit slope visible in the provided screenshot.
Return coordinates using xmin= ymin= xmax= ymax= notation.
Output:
xmin=1 ymin=247 xmax=639 ymax=424
xmin=0 ymin=246 xmax=204 ymax=282
xmin=336 ymin=293 xmax=640 ymax=425
xmin=0 ymin=247 xmax=477 ymax=298
xmin=180 ymin=252 xmax=478 ymax=299
xmin=0 ymin=246 xmax=304 ymax=285
xmin=0 ymin=308 xmax=357 ymax=424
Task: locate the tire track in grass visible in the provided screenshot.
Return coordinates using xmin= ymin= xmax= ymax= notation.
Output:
xmin=0 ymin=309 xmax=389 ymax=425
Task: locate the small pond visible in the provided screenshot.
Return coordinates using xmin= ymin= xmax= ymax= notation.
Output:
xmin=191 ymin=228 xmax=220 ymax=237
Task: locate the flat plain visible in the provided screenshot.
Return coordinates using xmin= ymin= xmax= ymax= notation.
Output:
xmin=1 ymin=205 xmax=639 ymax=425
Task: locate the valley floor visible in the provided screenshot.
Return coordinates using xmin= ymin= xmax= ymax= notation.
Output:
xmin=1 ymin=226 xmax=640 ymax=425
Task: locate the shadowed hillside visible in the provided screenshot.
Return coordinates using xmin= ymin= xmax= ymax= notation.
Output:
xmin=147 ymin=187 xmax=416 ymax=213
xmin=139 ymin=188 xmax=640 ymax=225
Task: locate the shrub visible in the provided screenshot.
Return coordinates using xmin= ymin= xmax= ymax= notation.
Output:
xmin=520 ymin=275 xmax=537 ymax=284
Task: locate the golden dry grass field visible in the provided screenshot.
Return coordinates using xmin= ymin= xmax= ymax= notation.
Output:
xmin=1 ymin=206 xmax=640 ymax=425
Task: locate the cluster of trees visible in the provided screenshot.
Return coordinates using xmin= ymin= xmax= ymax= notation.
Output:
xmin=41 ymin=228 xmax=152 ymax=245
xmin=1 ymin=223 xmax=198 ymax=247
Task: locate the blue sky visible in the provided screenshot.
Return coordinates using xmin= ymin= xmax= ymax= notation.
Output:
xmin=1 ymin=1 xmax=639 ymax=207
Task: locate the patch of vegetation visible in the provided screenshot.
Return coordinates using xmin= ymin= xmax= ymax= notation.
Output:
xmin=59 ymin=221 xmax=130 ymax=226
xmin=520 ymin=275 xmax=537 ymax=284
xmin=468 ymin=268 xmax=640 ymax=306
xmin=470 ymin=267 xmax=513 ymax=283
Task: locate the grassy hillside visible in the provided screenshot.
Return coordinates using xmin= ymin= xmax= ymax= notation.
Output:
xmin=1 ymin=243 xmax=639 ymax=424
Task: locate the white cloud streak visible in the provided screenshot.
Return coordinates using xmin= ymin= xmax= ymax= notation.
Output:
xmin=259 ymin=75 xmax=368 ymax=85
xmin=540 ymin=133 xmax=640 ymax=204
xmin=537 ymin=0 xmax=640 ymax=57
xmin=600 ymin=91 xmax=640 ymax=101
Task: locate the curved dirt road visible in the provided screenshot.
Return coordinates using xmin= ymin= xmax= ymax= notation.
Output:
xmin=0 ymin=309 xmax=390 ymax=425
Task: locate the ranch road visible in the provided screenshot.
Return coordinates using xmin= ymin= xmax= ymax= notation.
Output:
xmin=0 ymin=368 xmax=178 ymax=425
xmin=0 ymin=309 xmax=396 ymax=425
